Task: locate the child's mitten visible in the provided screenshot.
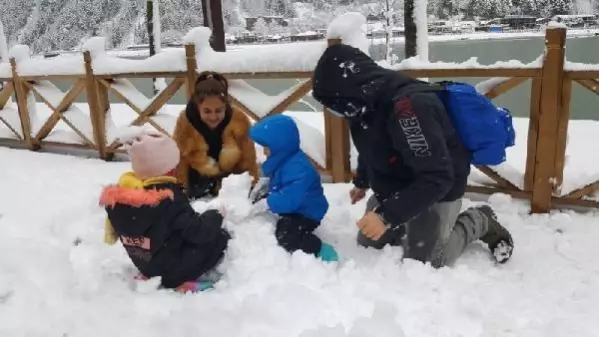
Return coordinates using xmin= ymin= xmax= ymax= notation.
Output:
xmin=317 ymin=243 xmax=339 ymax=262
xmin=104 ymin=218 xmax=118 ymax=245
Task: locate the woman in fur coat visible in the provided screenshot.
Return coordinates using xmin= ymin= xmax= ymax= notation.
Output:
xmin=173 ymin=71 xmax=259 ymax=199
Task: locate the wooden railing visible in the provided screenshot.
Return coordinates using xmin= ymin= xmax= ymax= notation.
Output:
xmin=0 ymin=25 xmax=597 ymax=213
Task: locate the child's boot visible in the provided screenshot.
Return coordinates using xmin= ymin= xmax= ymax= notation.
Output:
xmin=175 ymin=280 xmax=215 ymax=293
xmin=317 ymin=242 xmax=339 ymax=262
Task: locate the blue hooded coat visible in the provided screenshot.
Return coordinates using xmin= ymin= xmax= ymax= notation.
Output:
xmin=249 ymin=115 xmax=329 ymax=222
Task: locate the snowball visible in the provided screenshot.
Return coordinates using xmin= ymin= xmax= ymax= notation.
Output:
xmin=183 ymin=26 xmax=213 ymax=54
xmin=8 ymin=45 xmax=30 ymax=62
xmin=82 ymin=37 xmax=107 ymax=58
xmin=327 ymin=12 xmax=370 ymax=55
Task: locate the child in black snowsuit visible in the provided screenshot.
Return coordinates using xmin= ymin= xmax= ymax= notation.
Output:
xmin=100 ymin=131 xmax=230 ymax=293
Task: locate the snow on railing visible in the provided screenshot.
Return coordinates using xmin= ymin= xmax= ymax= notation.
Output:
xmin=387 ymin=54 xmax=544 ymax=71
xmin=565 ymin=61 xmax=599 ymax=71
xmin=183 ymin=26 xmax=327 ymax=73
xmin=8 ymin=44 xmax=85 ymax=76
xmin=82 ymin=36 xmax=187 ymax=75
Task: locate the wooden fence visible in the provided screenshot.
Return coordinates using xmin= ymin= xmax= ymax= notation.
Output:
xmin=0 ymin=27 xmax=597 ymax=213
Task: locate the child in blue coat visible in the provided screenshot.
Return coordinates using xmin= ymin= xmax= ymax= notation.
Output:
xmin=249 ymin=114 xmax=338 ymax=262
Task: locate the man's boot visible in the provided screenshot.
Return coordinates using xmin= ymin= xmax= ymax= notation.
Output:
xmin=476 ymin=205 xmax=514 ymax=264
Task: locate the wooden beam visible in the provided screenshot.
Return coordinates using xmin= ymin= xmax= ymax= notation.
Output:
xmin=563 ymin=181 xmax=599 ymax=199
xmin=566 ymin=70 xmax=599 ymax=79
xmin=466 ymin=185 xmax=531 ymax=199
xmin=0 ymin=115 xmax=23 ymax=140
xmin=40 ymin=140 xmax=95 ymax=150
xmin=34 ymin=80 xmax=86 ymax=142
xmin=58 ymin=113 xmax=96 ymax=147
xmin=467 ymin=185 xmax=599 ymax=209
xmin=475 ymin=166 xmax=520 ymax=191
xmin=401 ymin=68 xmax=540 ymax=79
xmin=553 ymin=76 xmax=572 ymax=195
xmin=130 ymin=78 xmax=185 ymax=125
xmin=574 ymin=78 xmax=599 ymax=95
xmin=19 ymin=74 xmax=85 ymax=81
xmin=222 ymin=72 xmax=313 ymax=80
xmin=485 ymin=77 xmax=528 ymax=99
xmin=523 ymin=78 xmax=542 ymax=192
xmin=228 ymin=96 xmax=261 ymax=121
xmin=10 ymin=58 xmax=35 ymax=149
xmin=530 ymin=28 xmax=566 ymax=214
xmin=265 ymin=79 xmax=313 ymax=117
xmin=95 ymin=72 xmax=186 ymax=80
xmin=101 ymin=79 xmax=144 ymax=115
xmin=185 ymin=44 xmax=197 ymax=100
xmin=84 ymin=51 xmax=107 ymax=158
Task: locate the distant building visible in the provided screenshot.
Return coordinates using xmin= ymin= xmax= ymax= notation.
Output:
xmin=245 ymin=16 xmax=289 ymax=31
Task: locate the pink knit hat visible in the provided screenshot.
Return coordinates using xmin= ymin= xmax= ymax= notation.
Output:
xmin=126 ymin=131 xmax=180 ymax=180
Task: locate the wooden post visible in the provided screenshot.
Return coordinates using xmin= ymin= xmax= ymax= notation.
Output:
xmin=530 ymin=28 xmax=567 ymax=213
xmin=323 ymin=38 xmax=351 ymax=183
xmin=9 ymin=57 xmax=35 ymax=150
xmin=184 ymin=44 xmax=197 ymax=100
xmin=553 ymin=75 xmax=572 ymax=195
xmin=84 ymin=51 xmax=109 ymax=160
xmin=523 ymin=78 xmax=541 ymax=193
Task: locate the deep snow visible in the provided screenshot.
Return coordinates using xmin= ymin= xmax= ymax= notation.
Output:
xmin=0 ymin=146 xmax=598 ymax=337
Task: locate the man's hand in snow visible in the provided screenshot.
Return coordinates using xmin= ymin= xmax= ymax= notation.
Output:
xmin=357 ymin=211 xmax=387 ymax=240
xmin=349 ymin=187 xmax=367 ymax=204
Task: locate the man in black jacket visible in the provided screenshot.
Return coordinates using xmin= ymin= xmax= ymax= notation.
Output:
xmin=312 ymin=44 xmax=514 ymax=266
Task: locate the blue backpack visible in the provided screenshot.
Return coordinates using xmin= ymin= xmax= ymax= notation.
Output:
xmin=431 ymin=81 xmax=516 ymax=166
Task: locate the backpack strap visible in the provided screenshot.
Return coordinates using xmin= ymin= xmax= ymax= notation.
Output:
xmin=390 ymin=81 xmax=448 ymax=102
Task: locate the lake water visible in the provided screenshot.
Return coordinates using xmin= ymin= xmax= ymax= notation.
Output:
xmin=51 ymin=35 xmax=599 ymax=120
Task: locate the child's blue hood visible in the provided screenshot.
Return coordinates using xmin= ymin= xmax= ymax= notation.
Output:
xmin=250 ymin=115 xmax=300 ymax=175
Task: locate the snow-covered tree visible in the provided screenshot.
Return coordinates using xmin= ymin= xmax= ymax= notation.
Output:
xmin=253 ymin=17 xmax=270 ymax=37
xmin=0 ymin=19 xmax=8 ymax=63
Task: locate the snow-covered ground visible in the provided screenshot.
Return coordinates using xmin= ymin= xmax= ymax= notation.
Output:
xmin=0 ymin=133 xmax=598 ymax=337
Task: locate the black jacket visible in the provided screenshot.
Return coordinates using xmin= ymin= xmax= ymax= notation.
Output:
xmin=312 ymin=44 xmax=471 ymax=227
xmin=100 ymin=173 xmax=230 ymax=289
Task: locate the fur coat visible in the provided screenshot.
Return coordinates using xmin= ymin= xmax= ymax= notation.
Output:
xmin=173 ymin=106 xmax=259 ymax=188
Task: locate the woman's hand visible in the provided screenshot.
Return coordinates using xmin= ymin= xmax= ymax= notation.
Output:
xmin=349 ymin=187 xmax=367 ymax=204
